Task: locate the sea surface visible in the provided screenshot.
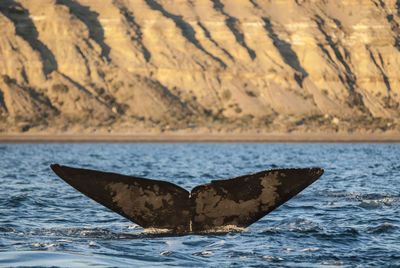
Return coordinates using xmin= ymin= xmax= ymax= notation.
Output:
xmin=0 ymin=143 xmax=399 ymax=267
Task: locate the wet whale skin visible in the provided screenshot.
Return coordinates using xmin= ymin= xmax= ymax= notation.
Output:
xmin=50 ymin=164 xmax=323 ymax=233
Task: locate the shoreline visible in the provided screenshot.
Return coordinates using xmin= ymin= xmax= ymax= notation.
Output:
xmin=1 ymin=133 xmax=400 ymax=143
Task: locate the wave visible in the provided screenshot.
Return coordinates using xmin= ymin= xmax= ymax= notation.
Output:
xmin=325 ymin=192 xmax=398 ymax=200
xmin=324 ymin=192 xmax=399 ymax=209
xmin=197 ymin=225 xmax=246 ymax=234
xmin=1 ymin=225 xmax=246 ymax=241
xmin=143 ymin=225 xmax=246 ymax=236
xmin=366 ymin=223 xmax=397 ymax=234
xmin=260 ymin=218 xmax=324 ymax=234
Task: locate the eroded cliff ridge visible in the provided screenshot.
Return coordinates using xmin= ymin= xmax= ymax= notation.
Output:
xmin=0 ymin=0 xmax=399 ymax=134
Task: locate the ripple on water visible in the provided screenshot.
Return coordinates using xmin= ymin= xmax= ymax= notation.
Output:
xmin=366 ymin=223 xmax=398 ymax=234
xmin=0 ymin=251 xmax=146 ymax=267
xmin=260 ymin=218 xmax=324 ymax=235
xmin=0 ymin=143 xmax=400 ymax=267
xmin=1 ymin=194 xmax=30 ymax=208
xmin=324 ymin=192 xmax=399 ymax=210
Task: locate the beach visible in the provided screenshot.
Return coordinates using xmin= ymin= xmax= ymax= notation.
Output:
xmin=1 ymin=133 xmax=400 ymax=143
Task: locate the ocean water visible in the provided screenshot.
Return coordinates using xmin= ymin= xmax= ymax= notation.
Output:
xmin=0 ymin=143 xmax=399 ymax=267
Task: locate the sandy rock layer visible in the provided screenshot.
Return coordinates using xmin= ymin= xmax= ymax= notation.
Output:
xmin=0 ymin=0 xmax=399 ymax=134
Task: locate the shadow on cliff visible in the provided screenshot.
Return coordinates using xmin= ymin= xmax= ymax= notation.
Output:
xmin=263 ymin=17 xmax=308 ymax=87
xmin=313 ymin=15 xmax=368 ymax=112
xmin=0 ymin=87 xmax=7 ymax=115
xmin=197 ymin=21 xmax=234 ymax=61
xmin=112 ymin=0 xmax=151 ymax=62
xmin=211 ymin=0 xmax=256 ymax=60
xmin=366 ymin=45 xmax=392 ymax=96
xmin=0 ymin=0 xmax=58 ymax=77
xmin=56 ymin=0 xmax=111 ymax=62
xmin=144 ymin=0 xmax=227 ymax=68
xmin=1 ymin=75 xmax=59 ymax=123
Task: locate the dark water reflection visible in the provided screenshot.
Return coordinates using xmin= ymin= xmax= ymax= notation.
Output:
xmin=0 ymin=143 xmax=399 ymax=267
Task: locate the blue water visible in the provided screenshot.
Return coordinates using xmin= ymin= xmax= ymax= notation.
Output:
xmin=0 ymin=143 xmax=399 ymax=267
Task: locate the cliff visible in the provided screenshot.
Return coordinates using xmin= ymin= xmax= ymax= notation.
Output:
xmin=0 ymin=0 xmax=399 ymax=134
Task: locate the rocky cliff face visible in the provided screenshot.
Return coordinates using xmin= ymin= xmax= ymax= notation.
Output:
xmin=0 ymin=0 xmax=399 ymax=133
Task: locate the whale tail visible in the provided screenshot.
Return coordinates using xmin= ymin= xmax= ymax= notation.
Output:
xmin=50 ymin=164 xmax=323 ymax=233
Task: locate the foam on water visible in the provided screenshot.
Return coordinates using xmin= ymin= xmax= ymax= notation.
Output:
xmin=0 ymin=143 xmax=399 ymax=267
xmin=143 ymin=228 xmax=173 ymax=234
xmin=143 ymin=225 xmax=245 ymax=236
xmin=198 ymin=225 xmax=246 ymax=234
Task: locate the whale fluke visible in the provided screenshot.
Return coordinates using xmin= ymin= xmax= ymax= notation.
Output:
xmin=50 ymin=164 xmax=323 ymax=233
